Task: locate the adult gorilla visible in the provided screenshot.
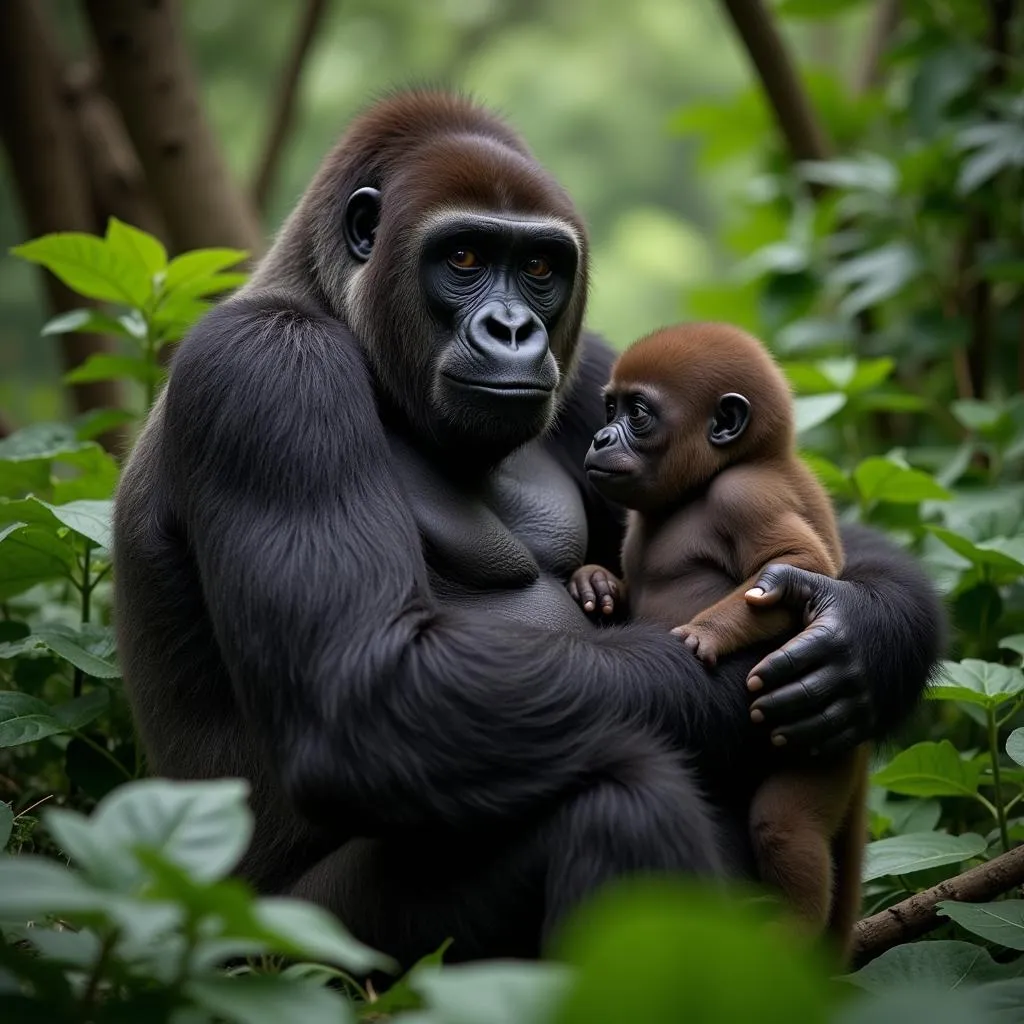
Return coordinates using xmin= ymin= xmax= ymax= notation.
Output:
xmin=113 ymin=90 xmax=942 ymax=968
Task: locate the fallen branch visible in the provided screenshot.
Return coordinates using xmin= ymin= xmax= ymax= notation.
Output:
xmin=718 ymin=0 xmax=833 ymax=172
xmin=852 ymin=843 xmax=1024 ymax=967
xmin=251 ymin=0 xmax=330 ymax=214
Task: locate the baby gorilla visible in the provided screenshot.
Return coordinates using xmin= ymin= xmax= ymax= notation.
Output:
xmin=569 ymin=322 xmax=869 ymax=956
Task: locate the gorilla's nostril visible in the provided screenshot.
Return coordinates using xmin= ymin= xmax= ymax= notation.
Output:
xmin=484 ymin=314 xmax=538 ymax=349
xmin=484 ymin=316 xmax=513 ymax=343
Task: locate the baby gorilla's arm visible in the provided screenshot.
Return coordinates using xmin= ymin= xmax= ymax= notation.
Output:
xmin=568 ymin=564 xmax=628 ymax=619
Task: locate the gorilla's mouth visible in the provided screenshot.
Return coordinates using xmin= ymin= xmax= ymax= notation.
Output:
xmin=442 ymin=374 xmax=553 ymax=399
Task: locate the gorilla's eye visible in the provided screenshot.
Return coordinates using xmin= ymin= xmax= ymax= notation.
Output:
xmin=604 ymin=398 xmax=616 ymax=423
xmin=448 ymin=249 xmax=480 ymax=270
xmin=629 ymin=400 xmax=652 ymax=432
xmin=523 ymin=257 xmax=551 ymax=279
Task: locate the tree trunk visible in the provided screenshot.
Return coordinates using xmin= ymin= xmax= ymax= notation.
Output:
xmin=81 ymin=0 xmax=264 ymax=256
xmin=0 ymin=0 xmax=127 ymax=454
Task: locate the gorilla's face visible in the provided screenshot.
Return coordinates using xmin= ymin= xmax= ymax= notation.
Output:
xmin=338 ymin=151 xmax=587 ymax=467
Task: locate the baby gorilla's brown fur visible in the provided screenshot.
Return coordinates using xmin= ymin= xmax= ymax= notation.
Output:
xmin=569 ymin=322 xmax=869 ymax=958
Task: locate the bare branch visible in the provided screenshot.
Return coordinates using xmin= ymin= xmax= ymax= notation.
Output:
xmin=251 ymin=0 xmax=330 ymax=215
xmin=81 ymin=0 xmax=264 ymax=255
xmin=718 ymin=0 xmax=833 ymax=169
xmin=0 ymin=0 xmax=127 ymax=454
xmin=853 ymin=0 xmax=901 ymax=96
xmin=852 ymin=844 xmax=1024 ymax=967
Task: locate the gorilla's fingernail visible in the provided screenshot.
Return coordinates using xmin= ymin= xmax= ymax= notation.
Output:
xmin=771 ymin=733 xmax=787 ymax=747
xmin=750 ymin=709 xmax=764 ymax=724
xmin=747 ymin=676 xmax=763 ymax=692
xmin=746 ymin=587 xmax=765 ymax=599
xmin=584 ymin=601 xmax=594 ymax=611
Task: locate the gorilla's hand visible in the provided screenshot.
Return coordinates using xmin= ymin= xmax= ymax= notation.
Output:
xmin=742 ymin=564 xmax=873 ymax=756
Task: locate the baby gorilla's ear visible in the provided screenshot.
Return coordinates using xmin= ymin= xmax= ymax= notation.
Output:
xmin=708 ymin=393 xmax=750 ymax=447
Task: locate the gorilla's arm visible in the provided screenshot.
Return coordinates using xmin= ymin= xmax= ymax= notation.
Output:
xmin=548 ymin=333 xmax=945 ymax=750
xmin=163 ymin=297 xmax=757 ymax=834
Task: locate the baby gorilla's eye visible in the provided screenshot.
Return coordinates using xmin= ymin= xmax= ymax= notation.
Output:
xmin=523 ymin=257 xmax=551 ymax=279
xmin=629 ymin=401 xmax=653 ymax=432
xmin=604 ymin=399 xmax=616 ymax=423
xmin=448 ymin=250 xmax=480 ymax=270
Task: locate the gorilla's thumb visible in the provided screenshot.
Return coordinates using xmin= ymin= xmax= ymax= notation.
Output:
xmin=744 ymin=563 xmax=814 ymax=608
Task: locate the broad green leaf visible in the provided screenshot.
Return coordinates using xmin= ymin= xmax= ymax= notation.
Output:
xmin=0 ymin=496 xmax=113 ymax=550
xmin=800 ymin=452 xmax=854 ymax=497
xmin=830 ymin=242 xmax=921 ymax=318
xmin=0 ymin=691 xmax=68 ymax=747
xmin=0 ymin=856 xmax=113 ymax=919
xmin=938 ymin=900 xmax=1024 ymax=950
xmin=159 ymin=271 xmax=248 ymax=303
xmin=6 ymin=923 xmax=102 ymax=968
xmin=553 ymin=881 xmax=833 ymax=1024
xmin=0 ymin=801 xmax=12 ymax=849
xmin=105 ymin=217 xmax=167 ymax=278
xmin=782 ymin=361 xmax=835 ymax=394
xmin=845 ymin=357 xmax=896 ymax=395
xmin=0 ymin=421 xmax=91 ymax=462
xmin=854 ymin=458 xmax=951 ymax=504
xmin=872 ymin=741 xmax=982 ymax=797
xmin=164 ymin=248 xmax=249 ymax=292
xmin=11 ymin=232 xmax=152 ymax=308
xmin=50 ymin=445 xmax=120 ymax=503
xmin=794 ymin=393 xmax=846 ymax=434
xmin=253 ymin=898 xmax=394 ymax=974
xmin=862 ymin=832 xmax=987 ymax=882
xmin=63 ymin=353 xmax=162 ymax=387
xmin=41 ymin=308 xmax=140 ymax=341
xmin=1008 ymin=729 xmax=1024 ymax=768
xmin=0 ymin=522 xmax=76 ymax=598
xmin=54 ymin=689 xmax=111 ymax=731
xmin=187 ymin=976 xmax=354 ymax=1024
xmin=846 ymin=939 xmax=1024 ymax=991
xmin=928 ymin=659 xmax=1024 ymax=709
xmin=929 ymin=527 xmax=1024 ymax=575
xmin=796 ymin=156 xmax=897 ymax=195
xmin=951 ymin=399 xmax=1014 ymax=438
xmin=32 ymin=623 xmax=119 ymax=679
xmin=835 ymin=987 xmax=1002 ymax=1024
xmin=412 ymin=962 xmax=571 ymax=1024
xmin=74 ymin=407 xmax=136 ymax=441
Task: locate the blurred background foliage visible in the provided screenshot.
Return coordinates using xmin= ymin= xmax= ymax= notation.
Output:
xmin=1 ymin=0 xmax=873 ymax=425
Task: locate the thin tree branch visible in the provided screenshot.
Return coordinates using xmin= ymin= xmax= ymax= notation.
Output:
xmin=81 ymin=0 xmax=264 ymax=256
xmin=0 ymin=0 xmax=127 ymax=455
xmin=718 ymin=0 xmax=833 ymax=172
xmin=853 ymin=0 xmax=901 ymax=96
xmin=852 ymin=843 xmax=1024 ymax=967
xmin=251 ymin=0 xmax=330 ymax=215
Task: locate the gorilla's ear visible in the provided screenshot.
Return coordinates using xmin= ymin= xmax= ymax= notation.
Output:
xmin=343 ymin=187 xmax=381 ymax=262
xmin=708 ymin=393 xmax=750 ymax=447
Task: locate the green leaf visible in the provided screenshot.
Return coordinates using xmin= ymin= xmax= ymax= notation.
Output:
xmin=854 ymin=458 xmax=951 ymax=504
xmin=45 ymin=778 xmax=254 ymax=891
xmin=11 ymin=232 xmax=152 ymax=308
xmin=105 ymin=217 xmax=167 ymax=278
xmin=0 ymin=522 xmax=76 ymax=598
xmin=938 ymin=900 xmax=1024 ymax=950
xmin=164 ymin=248 xmax=249 ymax=293
xmin=33 ymin=623 xmax=119 ymax=679
xmin=1008 ymin=729 xmax=1024 ymax=768
xmin=0 ymin=802 xmax=12 ymax=849
xmin=1000 ymin=635 xmax=1024 ymax=660
xmin=846 ymin=939 xmax=1024 ymax=991
xmin=830 ymin=242 xmax=921 ymax=318
xmin=411 ymin=962 xmax=571 ymax=1024
xmin=952 ymin=399 xmax=1013 ymax=436
xmin=796 ymin=155 xmax=897 ymax=195
xmin=0 ymin=691 xmax=70 ymax=747
xmin=0 ymin=496 xmax=113 ymax=550
xmin=54 ymin=689 xmax=111 ymax=732
xmin=0 ymin=855 xmax=115 ymax=918
xmin=74 ymin=407 xmax=136 ymax=442
xmin=928 ymin=660 xmax=1024 ymax=709
xmin=41 ymin=308 xmax=141 ymax=341
xmin=872 ymin=741 xmax=982 ymax=797
xmin=862 ymin=832 xmax=987 ymax=882
xmin=800 ymin=452 xmax=854 ymax=498
xmin=836 ymin=988 xmax=1004 ymax=1024
xmin=63 ymin=353 xmax=163 ymax=387
xmin=159 ymin=271 xmax=248 ymax=303
xmin=929 ymin=527 xmax=1024 ymax=576
xmin=187 ymin=976 xmax=354 ymax=1024
xmin=252 ymin=898 xmax=394 ymax=975
xmin=794 ymin=393 xmax=846 ymax=434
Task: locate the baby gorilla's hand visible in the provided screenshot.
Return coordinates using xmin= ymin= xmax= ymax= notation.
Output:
xmin=671 ymin=621 xmax=721 ymax=666
xmin=568 ymin=564 xmax=621 ymax=617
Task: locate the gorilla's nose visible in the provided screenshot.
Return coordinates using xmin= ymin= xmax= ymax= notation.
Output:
xmin=469 ymin=301 xmax=547 ymax=363
xmin=592 ymin=426 xmax=615 ymax=450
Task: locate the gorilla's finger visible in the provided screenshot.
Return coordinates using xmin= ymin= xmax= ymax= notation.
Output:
xmin=592 ymin=573 xmax=616 ymax=614
xmin=749 ymin=668 xmax=843 ymax=725
xmin=576 ymin=577 xmax=597 ymax=613
xmin=746 ymin=621 xmax=844 ymax=693
xmin=767 ymin=697 xmax=865 ymax=751
xmin=744 ymin=563 xmax=818 ymax=609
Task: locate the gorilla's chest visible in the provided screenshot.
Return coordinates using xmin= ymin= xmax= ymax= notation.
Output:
xmin=387 ymin=434 xmax=588 ymax=615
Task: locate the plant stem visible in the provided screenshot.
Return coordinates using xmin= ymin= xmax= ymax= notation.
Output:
xmin=81 ymin=927 xmax=118 ymax=1010
xmin=73 ymin=540 xmax=93 ymax=699
xmin=989 ymin=705 xmax=1011 ymax=853
xmin=70 ymin=730 xmax=132 ymax=780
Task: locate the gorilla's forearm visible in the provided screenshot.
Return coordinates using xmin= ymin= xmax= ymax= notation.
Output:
xmin=164 ymin=297 xmax=758 ymax=835
xmin=838 ymin=524 xmax=946 ymax=740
